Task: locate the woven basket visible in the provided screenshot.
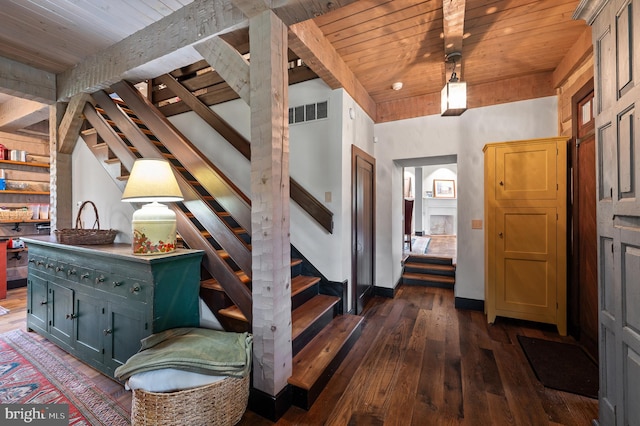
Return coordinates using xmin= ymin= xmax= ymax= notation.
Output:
xmin=54 ymin=200 xmax=117 ymax=245
xmin=131 ymin=375 xmax=250 ymax=426
xmin=0 ymin=209 xmax=33 ymax=221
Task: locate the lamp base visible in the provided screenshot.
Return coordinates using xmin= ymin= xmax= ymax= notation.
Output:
xmin=131 ymin=202 xmax=177 ymax=255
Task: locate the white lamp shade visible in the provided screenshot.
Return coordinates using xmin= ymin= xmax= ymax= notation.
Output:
xmin=441 ymin=81 xmax=467 ymax=116
xmin=121 ymin=158 xmax=183 ymax=202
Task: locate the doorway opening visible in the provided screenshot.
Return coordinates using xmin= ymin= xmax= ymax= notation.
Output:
xmin=397 ymin=155 xmax=458 ymax=264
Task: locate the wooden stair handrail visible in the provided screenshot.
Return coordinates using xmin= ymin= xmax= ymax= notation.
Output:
xmin=157 ymin=73 xmax=334 ymax=234
xmin=112 ymin=80 xmax=252 ymax=232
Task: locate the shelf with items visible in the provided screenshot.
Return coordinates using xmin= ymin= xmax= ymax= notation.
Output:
xmin=0 ymin=159 xmax=50 ymax=169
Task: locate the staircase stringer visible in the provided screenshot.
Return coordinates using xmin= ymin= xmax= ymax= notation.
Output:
xmin=156 ymin=72 xmax=334 ymax=234
xmin=112 ymin=80 xmax=252 ymax=232
xmin=89 ymin=92 xmax=252 ymax=276
xmin=82 ymin=101 xmax=253 ymax=322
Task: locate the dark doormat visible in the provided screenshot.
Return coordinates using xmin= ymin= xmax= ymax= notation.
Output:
xmin=517 ymin=335 xmax=598 ymax=399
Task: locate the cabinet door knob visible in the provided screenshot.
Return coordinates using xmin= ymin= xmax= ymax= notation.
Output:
xmin=95 ymin=275 xmax=105 ymax=284
xmin=103 ymin=329 xmax=113 ymax=335
xmin=40 ymin=300 xmax=47 ymax=305
xmin=498 ymin=232 xmax=503 ymax=238
xmin=46 ymin=263 xmax=54 ymax=269
xmin=499 ymin=181 xmax=504 ymax=186
xmin=56 ymin=266 xmax=64 ymax=272
xmin=130 ymin=285 xmax=140 ymax=294
xmin=80 ymin=273 xmax=90 ymax=279
xmin=68 ymin=269 xmax=77 ymax=276
xmin=66 ymin=313 xmax=77 ymax=319
xmin=113 ymin=281 xmax=123 ymax=287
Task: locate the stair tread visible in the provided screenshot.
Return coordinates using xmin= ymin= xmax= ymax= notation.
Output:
xmin=218 ymin=305 xmax=245 ymax=321
xmin=201 ymin=278 xmax=222 ymax=291
xmin=402 ymin=272 xmax=455 ymax=283
xmin=292 ymin=295 xmax=340 ymax=341
xmin=404 ymin=262 xmax=455 ymax=272
xmin=289 ymin=314 xmax=363 ymax=390
xmin=292 ymin=275 xmax=321 ymax=296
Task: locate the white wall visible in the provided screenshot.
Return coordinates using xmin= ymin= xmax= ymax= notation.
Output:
xmin=71 ymin=140 xmax=134 ymax=244
xmin=374 ymin=96 xmax=558 ymax=301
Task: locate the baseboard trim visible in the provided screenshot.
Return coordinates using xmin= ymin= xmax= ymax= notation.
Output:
xmin=247 ymin=384 xmax=291 ymax=422
xmin=454 ymin=297 xmax=484 ymax=311
xmin=374 ymin=286 xmax=396 ymax=298
xmin=319 ymin=279 xmax=349 ymax=314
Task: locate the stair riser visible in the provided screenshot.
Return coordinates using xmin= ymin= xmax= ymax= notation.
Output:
xmin=403 ymin=266 xmax=455 ymax=277
xmin=402 ymin=277 xmax=454 ymax=289
xmin=291 ymin=324 xmax=363 ymax=410
xmin=292 ymin=282 xmax=319 ymax=310
xmin=406 ymin=256 xmax=452 ymax=266
xmin=292 ymin=308 xmax=335 ymax=357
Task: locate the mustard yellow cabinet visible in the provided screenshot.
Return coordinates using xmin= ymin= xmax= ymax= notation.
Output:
xmin=484 ymin=137 xmax=567 ymax=335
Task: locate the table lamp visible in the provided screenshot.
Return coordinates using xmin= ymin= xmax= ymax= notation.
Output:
xmin=121 ymin=158 xmax=183 ymax=255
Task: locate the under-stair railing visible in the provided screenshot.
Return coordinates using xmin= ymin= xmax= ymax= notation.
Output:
xmin=156 ymin=73 xmax=334 ymax=234
xmin=111 ymin=80 xmax=252 ymax=233
xmin=82 ymin=101 xmax=253 ymax=322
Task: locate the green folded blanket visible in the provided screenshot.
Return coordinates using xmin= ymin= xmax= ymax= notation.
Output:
xmin=114 ymin=328 xmax=252 ymax=381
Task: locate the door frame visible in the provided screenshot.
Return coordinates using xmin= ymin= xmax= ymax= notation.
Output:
xmin=351 ymin=145 xmax=376 ymax=314
xmin=568 ymin=78 xmax=596 ymax=350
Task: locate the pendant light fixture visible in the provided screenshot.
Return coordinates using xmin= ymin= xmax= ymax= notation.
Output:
xmin=441 ymin=52 xmax=467 ymax=116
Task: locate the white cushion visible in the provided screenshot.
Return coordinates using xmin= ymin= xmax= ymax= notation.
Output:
xmin=126 ymin=368 xmax=226 ymax=393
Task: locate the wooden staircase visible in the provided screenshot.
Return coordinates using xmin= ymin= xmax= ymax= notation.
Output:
xmin=80 ymin=82 xmax=362 ymax=413
xmin=402 ymin=255 xmax=456 ymax=288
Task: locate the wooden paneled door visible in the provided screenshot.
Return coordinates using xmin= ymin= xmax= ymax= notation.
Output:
xmin=583 ymin=1 xmax=640 ymax=424
xmin=569 ymin=85 xmax=598 ymax=361
xmin=352 ymin=145 xmax=375 ymax=315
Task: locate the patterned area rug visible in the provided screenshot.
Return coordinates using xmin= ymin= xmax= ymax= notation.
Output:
xmin=0 ymin=305 xmax=9 ymax=316
xmin=0 ymin=329 xmax=130 ymax=425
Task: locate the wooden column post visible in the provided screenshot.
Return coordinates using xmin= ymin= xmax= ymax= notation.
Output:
xmin=249 ymin=9 xmax=292 ymax=395
xmin=49 ymin=103 xmax=73 ymax=231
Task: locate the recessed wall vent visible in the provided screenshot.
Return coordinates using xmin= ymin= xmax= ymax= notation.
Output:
xmin=289 ymin=101 xmax=328 ymax=124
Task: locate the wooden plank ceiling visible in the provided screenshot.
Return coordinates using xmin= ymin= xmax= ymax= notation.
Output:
xmin=0 ymin=0 xmax=589 ymax=131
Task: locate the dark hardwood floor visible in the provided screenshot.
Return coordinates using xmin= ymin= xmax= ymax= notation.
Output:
xmin=1 ymin=283 xmax=598 ymax=425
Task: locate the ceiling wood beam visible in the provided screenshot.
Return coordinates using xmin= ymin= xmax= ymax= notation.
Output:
xmin=443 ymin=0 xmax=466 ymax=79
xmin=443 ymin=0 xmax=466 ymax=55
xmin=0 ymin=56 xmax=55 ymax=104
xmin=57 ymin=0 xmax=246 ymax=102
xmin=232 ymin=0 xmax=270 ymax=18
xmin=195 ymin=37 xmax=251 ymax=105
xmin=288 ymin=19 xmax=376 ymax=121
xmin=377 ymin=72 xmax=554 ymax=123
xmin=0 ymin=98 xmax=49 ymax=132
xmin=552 ymin=26 xmax=593 ymax=88
xmin=58 ymin=93 xmax=95 ymax=154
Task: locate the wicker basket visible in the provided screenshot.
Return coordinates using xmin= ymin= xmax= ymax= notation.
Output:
xmin=131 ymin=375 xmax=250 ymax=426
xmin=54 ymin=200 xmax=117 ymax=245
xmin=0 ymin=209 xmax=33 ymax=221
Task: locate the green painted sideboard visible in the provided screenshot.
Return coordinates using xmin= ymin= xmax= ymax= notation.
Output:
xmin=23 ymin=236 xmax=204 ymax=378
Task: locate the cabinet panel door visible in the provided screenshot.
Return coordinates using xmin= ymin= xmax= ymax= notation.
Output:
xmin=27 ymin=276 xmax=47 ymax=331
xmin=74 ymin=291 xmax=105 ymax=366
xmin=495 ymin=206 xmax=557 ymax=322
xmin=495 ymin=142 xmax=558 ymax=201
xmin=48 ymin=282 xmax=74 ymax=349
xmin=104 ymin=302 xmax=147 ymax=373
